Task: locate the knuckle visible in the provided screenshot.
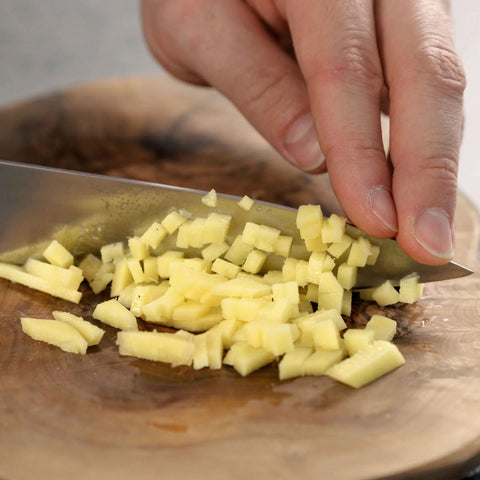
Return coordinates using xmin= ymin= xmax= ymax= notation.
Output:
xmin=415 ymin=39 xmax=466 ymax=96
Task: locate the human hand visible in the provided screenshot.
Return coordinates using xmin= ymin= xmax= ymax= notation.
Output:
xmin=140 ymin=0 xmax=465 ymax=265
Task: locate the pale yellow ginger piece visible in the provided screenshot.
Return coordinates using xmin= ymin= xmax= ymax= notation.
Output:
xmin=295 ymin=259 xmax=309 ymax=287
xmin=52 ymin=311 xmax=105 ymax=346
xmin=225 ymin=235 xmax=255 ymax=265
xmin=347 ymin=236 xmax=372 ymax=267
xmin=312 ymin=318 xmax=342 ymax=350
xmin=201 ymin=188 xmax=217 ymax=208
xmin=304 ymin=283 xmax=319 ymax=303
xmin=213 ymin=276 xmax=271 ymax=299
xmin=43 ymin=240 xmax=74 ymax=268
xmin=365 ymin=314 xmax=397 ymax=341
xmin=176 ymin=306 xmax=223 ymax=332
xmin=237 ymin=195 xmax=254 ymax=211
xmin=110 ymin=258 xmax=133 ymax=297
xmin=304 ymin=236 xmax=328 ymax=252
xmin=126 ymin=257 xmax=145 ymax=284
xmin=242 ymin=249 xmax=268 ymax=274
xmin=342 ymin=290 xmax=353 ymax=317
xmin=21 ymin=317 xmax=88 ymax=354
xmin=100 ymin=242 xmax=125 ymax=264
xmin=327 ymin=340 xmax=405 ymax=388
xmin=228 ymin=342 xmax=275 ymax=377
xmin=142 ymin=287 xmax=185 ymax=325
xmin=157 ymin=250 xmax=184 ymax=278
xmin=371 ymin=280 xmax=400 ymax=306
xmin=211 ymin=258 xmax=241 ymax=279
xmin=0 ymin=262 xmax=82 ymax=303
xmin=206 ymin=326 xmax=224 ymax=369
xmin=262 ymin=322 xmax=299 ymax=356
xmin=366 ymin=244 xmax=381 ymax=265
xmin=231 ymin=324 xmax=247 ymax=343
xmin=203 ymin=213 xmax=232 ymax=245
xmin=321 ymin=214 xmax=347 ymax=243
xmin=336 ymin=263 xmax=357 ymax=291
xmin=327 ymin=234 xmax=353 ymax=259
xmin=130 ymin=283 xmax=169 ymax=317
xmin=216 ymin=319 xmax=242 ymax=349
xmin=161 ymin=210 xmax=188 ymax=234
xmin=24 ymin=258 xmax=84 ymax=290
xmin=78 ymin=253 xmax=102 ymax=283
xmin=222 ymin=347 xmax=236 ymax=366
xmin=399 ymin=273 xmax=424 ymax=303
xmin=262 ymin=270 xmax=284 ymax=285
xmin=241 ymin=222 xmax=261 ymax=246
xmin=172 ymin=301 xmax=211 ymax=327
xmin=307 ymin=251 xmax=335 ymax=284
xmin=117 ymin=283 xmax=135 ymax=308
xmin=313 ymin=308 xmax=347 ymax=330
xmin=117 ymin=330 xmax=194 ymax=366
xmin=343 ymin=328 xmax=375 ymax=356
xmin=261 ymin=298 xmax=299 ymax=323
xmin=278 ymin=346 xmax=313 ymax=380
xmin=296 ymin=205 xmax=323 ymax=240
xmin=201 ymin=241 xmax=229 ymax=263
xmin=193 ymin=332 xmax=209 ymax=370
xmin=93 ymin=298 xmax=138 ymax=331
xmin=128 ymin=236 xmax=149 ymax=261
xmin=256 ymin=225 xmax=281 ymax=252
xmin=317 ymin=271 xmax=344 ymax=313
xmin=297 ymin=310 xmax=345 ymax=347
xmin=89 ymin=263 xmax=114 ymax=295
xmin=273 ymin=235 xmax=293 ymax=257
xmin=282 ymin=257 xmax=298 ymax=282
xmin=175 ymin=219 xmax=194 ymax=249
xmin=220 ymin=297 xmax=267 ymax=323
xmin=140 ymin=221 xmax=167 ymax=249
xmin=272 ymin=281 xmax=299 ymax=305
xmin=142 ymin=256 xmax=159 ymax=283
xmin=304 ymin=348 xmax=346 ymax=376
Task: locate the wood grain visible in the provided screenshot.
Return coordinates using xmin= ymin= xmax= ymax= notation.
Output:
xmin=0 ymin=76 xmax=479 ymax=480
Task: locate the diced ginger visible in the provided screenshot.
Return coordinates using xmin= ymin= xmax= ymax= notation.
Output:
xmin=336 ymin=263 xmax=357 ymax=291
xmin=272 ymin=281 xmax=299 ymax=305
xmin=24 ymin=258 xmax=84 ymax=290
xmin=52 ymin=311 xmax=105 ymax=346
xmin=100 ymin=242 xmax=125 ymax=264
xmin=0 ymin=262 xmax=82 ymax=303
xmin=278 ymin=346 xmax=313 ymax=380
xmin=142 ymin=287 xmax=185 ymax=325
xmin=343 ymin=328 xmax=375 ymax=356
xmin=92 ymin=299 xmax=138 ymax=331
xmin=304 ymin=348 xmax=346 ymax=376
xmin=327 ymin=234 xmax=353 ymax=259
xmin=273 ymin=235 xmax=293 ymax=257
xmin=242 ymin=249 xmax=268 ymax=274
xmin=311 ymin=318 xmax=342 ymax=351
xmin=216 ymin=319 xmax=242 ymax=349
xmin=347 ymin=237 xmax=372 ymax=267
xmin=201 ymin=242 xmax=229 ymax=263
xmin=193 ymin=332 xmax=209 ymax=370
xmin=224 ymin=235 xmax=254 ymax=265
xmin=157 ymin=250 xmax=184 ymax=278
xmin=161 ymin=210 xmax=188 ymax=234
xmin=128 ymin=236 xmax=149 ymax=261
xmin=201 ymin=188 xmax=217 ymax=208
xmin=171 ymin=301 xmax=211 ymax=330
xmin=366 ymin=244 xmax=381 ymax=265
xmin=296 ymin=205 xmax=323 ymax=239
xmin=110 ymin=258 xmax=133 ymax=297
xmin=117 ymin=331 xmax=194 ymax=366
xmin=327 ymin=340 xmax=405 ymax=388
xmin=229 ymin=342 xmax=275 ymax=377
xmin=399 ymin=274 xmax=424 ymax=303
xmin=43 ymin=240 xmax=74 ymax=268
xmin=78 ymin=253 xmax=102 ymax=283
xmin=304 ymin=236 xmax=328 ymax=252
xmin=211 ymin=258 xmax=241 ymax=279
xmin=130 ymin=283 xmax=169 ymax=317
xmin=21 ymin=317 xmax=88 ymax=354
xmin=214 ymin=276 xmax=271 ymax=299
xmin=321 ymin=214 xmax=346 ymax=243
xmin=371 ymin=280 xmax=400 ymax=306
xmin=140 ymin=221 xmax=167 ymax=249
xmin=365 ymin=314 xmax=397 ymax=341
xmin=126 ymin=257 xmax=145 ymax=284
xmin=307 ymin=251 xmax=334 ymax=283
xmin=203 ymin=213 xmax=232 ymax=245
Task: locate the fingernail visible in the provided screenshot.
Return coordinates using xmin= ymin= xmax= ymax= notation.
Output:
xmin=414 ymin=208 xmax=454 ymax=260
xmin=284 ymin=112 xmax=325 ymax=171
xmin=368 ymin=186 xmax=398 ymax=233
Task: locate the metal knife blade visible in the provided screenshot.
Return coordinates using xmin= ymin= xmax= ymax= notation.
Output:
xmin=0 ymin=160 xmax=472 ymax=288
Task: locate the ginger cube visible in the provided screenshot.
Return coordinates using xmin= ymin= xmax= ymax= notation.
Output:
xmin=336 ymin=263 xmax=357 ymax=290
xmin=201 ymin=241 xmax=229 ymax=262
xmin=89 ymin=268 xmax=114 ymax=295
xmin=347 ymin=236 xmax=372 ymax=267
xmin=140 ymin=221 xmax=167 ymax=249
xmin=111 ymin=258 xmax=133 ymax=297
xmin=242 ymin=249 xmax=268 ymax=274
xmin=161 ymin=210 xmax=188 ymax=234
xmin=201 ymin=188 xmax=217 ymax=208
xmin=224 ymin=235 xmax=254 ymax=265
xmin=296 ymin=205 xmax=323 ymax=239
xmin=203 ymin=213 xmax=232 ymax=245
xmin=282 ymin=257 xmax=298 ymax=282
xmin=321 ymin=214 xmax=346 ymax=243
xmin=262 ymin=270 xmax=284 ymax=285
xmin=365 ymin=314 xmax=397 ymax=341
xmin=261 ymin=322 xmax=296 ymax=356
xmin=241 ymin=222 xmax=261 ymax=246
xmin=193 ymin=332 xmax=209 ymax=370
xmin=273 ymin=235 xmax=293 ymax=257
xmin=24 ymin=258 xmax=84 ymax=290
xmin=366 ymin=244 xmax=381 ymax=265
xmin=229 ymin=342 xmax=275 ymax=377
xmin=304 ymin=236 xmax=328 ymax=252
xmin=311 ymin=318 xmax=342 ymax=350
xmin=272 ymin=281 xmax=300 ymax=305
xmin=327 ymin=340 xmax=405 ymax=388
xmin=307 ymin=252 xmax=334 ymax=283
xmin=327 ymin=234 xmax=353 ymax=259
xmin=295 ymin=259 xmax=309 ymax=287
xmin=128 ymin=236 xmax=149 ymax=261
xmin=399 ymin=273 xmax=424 ymax=303
xmin=142 ymin=256 xmax=159 ymax=283
xmin=52 ymin=311 xmax=105 ymax=346
xmin=100 ymin=242 xmax=125 ymax=264
xmin=172 ymin=301 xmax=211 ymax=329
xmin=157 ymin=250 xmax=184 ymax=278
xmin=214 ymin=276 xmax=271 ymax=299
xmin=174 ymin=307 xmax=223 ymax=332
xmin=342 ymin=289 xmax=353 ymax=317
xmin=212 ymin=258 xmax=241 ymax=279
xmin=216 ymin=319 xmax=242 ymax=349
xmin=93 ymin=299 xmax=138 ymax=331
xmin=343 ymin=328 xmax=375 ymax=356
xmin=278 ymin=347 xmax=313 ymax=380
xmin=126 ymin=257 xmax=145 ymax=284
xmin=237 ymin=195 xmax=254 ymax=211
xmin=78 ymin=253 xmax=102 ymax=283
xmin=142 ymin=287 xmax=185 ymax=325
xmin=43 ymin=240 xmax=74 ymax=268
xmin=130 ymin=284 xmax=169 ymax=317
xmin=304 ymin=348 xmax=345 ymax=376
xmin=117 ymin=331 xmax=194 ymax=366
xmin=21 ymin=317 xmax=88 ymax=354
xmin=317 ymin=272 xmax=344 ymax=313
xmin=371 ymin=280 xmax=400 ymax=306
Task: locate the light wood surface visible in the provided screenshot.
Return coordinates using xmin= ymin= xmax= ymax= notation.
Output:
xmin=0 ymin=76 xmax=479 ymax=480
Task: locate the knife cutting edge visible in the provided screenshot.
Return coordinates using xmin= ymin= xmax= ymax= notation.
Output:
xmin=0 ymin=160 xmax=473 ymax=288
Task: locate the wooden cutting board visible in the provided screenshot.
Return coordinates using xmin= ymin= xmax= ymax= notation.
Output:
xmin=0 ymin=76 xmax=479 ymax=480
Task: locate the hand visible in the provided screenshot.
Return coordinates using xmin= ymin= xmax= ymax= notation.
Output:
xmin=140 ymin=0 xmax=465 ymax=265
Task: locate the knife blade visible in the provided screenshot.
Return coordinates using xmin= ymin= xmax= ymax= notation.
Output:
xmin=0 ymin=160 xmax=472 ymax=288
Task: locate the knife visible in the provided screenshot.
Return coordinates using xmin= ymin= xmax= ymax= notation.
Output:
xmin=0 ymin=160 xmax=472 ymax=288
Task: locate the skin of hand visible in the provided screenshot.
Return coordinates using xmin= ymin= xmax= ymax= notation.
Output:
xmin=140 ymin=0 xmax=466 ymax=266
